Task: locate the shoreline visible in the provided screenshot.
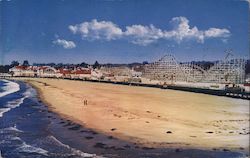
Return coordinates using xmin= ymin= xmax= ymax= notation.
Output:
xmin=10 ymin=78 xmax=250 ymax=156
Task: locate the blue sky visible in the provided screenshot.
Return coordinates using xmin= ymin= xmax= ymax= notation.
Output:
xmin=0 ymin=0 xmax=249 ymax=64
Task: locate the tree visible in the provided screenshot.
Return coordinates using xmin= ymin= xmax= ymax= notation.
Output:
xmin=22 ymin=60 xmax=30 ymax=66
xmin=0 ymin=65 xmax=11 ymax=73
xmin=47 ymin=63 xmax=56 ymax=67
xmin=10 ymin=61 xmax=19 ymax=67
xmin=93 ymin=61 xmax=100 ymax=69
xmin=80 ymin=62 xmax=88 ymax=68
xmin=142 ymin=61 xmax=149 ymax=65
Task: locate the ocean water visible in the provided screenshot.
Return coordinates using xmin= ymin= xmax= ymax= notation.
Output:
xmin=0 ymin=79 xmax=101 ymax=158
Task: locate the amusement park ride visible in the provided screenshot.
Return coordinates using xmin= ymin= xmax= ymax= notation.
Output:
xmin=143 ymin=51 xmax=246 ymax=85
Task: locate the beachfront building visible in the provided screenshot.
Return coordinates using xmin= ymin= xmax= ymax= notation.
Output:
xmin=91 ymin=69 xmax=103 ymax=80
xmin=70 ymin=68 xmax=92 ymax=79
xmin=102 ymin=72 xmax=115 ymax=81
xmin=9 ymin=65 xmax=60 ymax=78
xmin=57 ymin=67 xmax=92 ymax=79
xmin=9 ymin=66 xmax=36 ymax=77
xmin=100 ymin=66 xmax=137 ymax=82
xmin=37 ymin=66 xmax=59 ymax=78
xmin=97 ymin=65 xmax=145 ymax=83
xmin=58 ymin=68 xmax=71 ymax=78
xmin=9 ymin=66 xmax=26 ymax=76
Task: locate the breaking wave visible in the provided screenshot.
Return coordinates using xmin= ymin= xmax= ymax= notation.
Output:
xmin=1 ymin=125 xmax=23 ymax=133
xmin=0 ymin=97 xmax=25 ymax=118
xmin=0 ymin=107 xmax=11 ymax=118
xmin=0 ymin=86 xmax=34 ymax=118
xmin=16 ymin=142 xmax=49 ymax=156
xmin=47 ymin=135 xmax=103 ymax=158
xmin=0 ymin=79 xmax=20 ymax=98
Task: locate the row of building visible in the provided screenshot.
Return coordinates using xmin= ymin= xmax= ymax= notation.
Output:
xmin=7 ymin=53 xmax=250 ymax=92
xmin=7 ymin=64 xmax=250 ymax=92
xmin=9 ymin=65 xmax=143 ymax=82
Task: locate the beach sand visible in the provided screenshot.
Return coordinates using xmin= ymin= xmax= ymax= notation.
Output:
xmin=17 ymin=78 xmax=249 ymax=153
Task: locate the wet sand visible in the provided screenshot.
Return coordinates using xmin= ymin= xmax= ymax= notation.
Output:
xmin=16 ymin=78 xmax=249 ymax=154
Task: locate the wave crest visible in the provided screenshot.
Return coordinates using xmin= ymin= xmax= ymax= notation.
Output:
xmin=47 ymin=135 xmax=104 ymax=158
xmin=16 ymin=142 xmax=48 ymax=156
xmin=0 ymin=80 xmax=20 ymax=98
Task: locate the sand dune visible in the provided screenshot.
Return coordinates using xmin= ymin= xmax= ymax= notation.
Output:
xmin=18 ymin=78 xmax=249 ymax=153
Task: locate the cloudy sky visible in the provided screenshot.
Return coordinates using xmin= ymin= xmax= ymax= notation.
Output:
xmin=0 ymin=0 xmax=249 ymax=64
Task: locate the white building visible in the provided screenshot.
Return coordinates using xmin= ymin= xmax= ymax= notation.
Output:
xmin=9 ymin=66 xmax=36 ymax=77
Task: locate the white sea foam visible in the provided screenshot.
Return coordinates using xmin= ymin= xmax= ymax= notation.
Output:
xmin=0 ymin=108 xmax=11 ymax=117
xmin=16 ymin=142 xmax=48 ymax=156
xmin=0 ymin=96 xmax=26 ymax=118
xmin=23 ymin=86 xmax=36 ymax=98
xmin=2 ymin=125 xmax=23 ymax=133
xmin=48 ymin=135 xmax=104 ymax=158
xmin=1 ymin=125 xmax=47 ymax=156
xmin=0 ymin=86 xmax=33 ymax=118
xmin=11 ymin=136 xmax=22 ymax=141
xmin=0 ymin=79 xmax=20 ymax=98
xmin=5 ymin=97 xmax=25 ymax=109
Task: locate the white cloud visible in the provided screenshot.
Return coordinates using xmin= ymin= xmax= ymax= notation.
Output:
xmin=69 ymin=19 xmax=123 ymax=41
xmin=69 ymin=17 xmax=231 ymax=46
xmin=164 ymin=17 xmax=205 ymax=43
xmin=68 ymin=25 xmax=78 ymax=34
xmin=53 ymin=39 xmax=76 ymax=49
xmin=204 ymin=28 xmax=230 ymax=38
xmin=162 ymin=17 xmax=231 ymax=43
xmin=124 ymin=24 xmax=164 ymax=45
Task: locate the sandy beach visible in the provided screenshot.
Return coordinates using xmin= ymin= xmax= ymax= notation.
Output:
xmin=16 ymin=78 xmax=249 ymax=153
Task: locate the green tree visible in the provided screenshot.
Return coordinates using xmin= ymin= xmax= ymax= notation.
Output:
xmin=10 ymin=61 xmax=19 ymax=67
xmin=93 ymin=61 xmax=100 ymax=69
xmin=22 ymin=60 xmax=30 ymax=66
xmin=80 ymin=62 xmax=88 ymax=68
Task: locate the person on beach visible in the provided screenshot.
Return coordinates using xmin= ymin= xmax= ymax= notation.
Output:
xmin=83 ymin=99 xmax=88 ymax=106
